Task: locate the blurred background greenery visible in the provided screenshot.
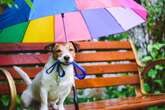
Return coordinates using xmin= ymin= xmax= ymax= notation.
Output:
xmin=0 ymin=0 xmax=165 ymax=110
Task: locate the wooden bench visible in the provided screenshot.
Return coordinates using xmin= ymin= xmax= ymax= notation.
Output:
xmin=0 ymin=40 xmax=165 ymax=110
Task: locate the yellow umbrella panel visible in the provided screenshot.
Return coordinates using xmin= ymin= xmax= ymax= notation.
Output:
xmin=24 ymin=16 xmax=55 ymax=43
xmin=0 ymin=16 xmax=55 ymax=43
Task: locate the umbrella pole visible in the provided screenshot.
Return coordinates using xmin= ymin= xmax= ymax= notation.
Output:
xmin=61 ymin=13 xmax=68 ymax=42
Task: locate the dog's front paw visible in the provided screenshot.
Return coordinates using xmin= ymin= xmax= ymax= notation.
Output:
xmin=52 ymin=104 xmax=58 ymax=110
xmin=40 ymin=105 xmax=48 ymax=110
xmin=58 ymin=105 xmax=65 ymax=110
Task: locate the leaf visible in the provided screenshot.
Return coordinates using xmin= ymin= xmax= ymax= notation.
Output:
xmin=142 ymin=56 xmax=152 ymax=62
xmin=154 ymin=79 xmax=163 ymax=86
xmin=16 ymin=96 xmax=21 ymax=104
xmin=25 ymin=0 xmax=33 ymax=8
xmin=154 ymin=91 xmax=161 ymax=95
xmin=155 ymin=65 xmax=164 ymax=70
xmin=153 ymin=43 xmax=165 ymax=50
xmin=147 ymin=44 xmax=153 ymax=53
xmin=148 ymin=69 xmax=157 ymax=79
xmin=0 ymin=95 xmax=9 ymax=106
xmin=147 ymin=106 xmax=158 ymax=110
xmin=143 ymin=83 xmax=151 ymax=93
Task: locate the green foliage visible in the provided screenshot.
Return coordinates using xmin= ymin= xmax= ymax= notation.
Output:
xmin=25 ymin=0 xmax=33 ymax=8
xmin=142 ymin=42 xmax=165 ymax=63
xmin=142 ymin=43 xmax=165 ymax=94
xmin=147 ymin=105 xmax=165 ymax=110
xmin=76 ymin=85 xmax=136 ymax=103
xmin=141 ymin=0 xmax=165 ymax=42
xmin=0 ymin=95 xmax=23 ymax=110
xmin=99 ymin=33 xmax=129 ymax=41
xmin=0 ymin=0 xmax=32 ymax=8
xmin=0 ymin=95 xmax=9 ymax=110
xmin=0 ymin=0 xmax=14 ymax=7
xmin=105 ymin=85 xmax=136 ymax=98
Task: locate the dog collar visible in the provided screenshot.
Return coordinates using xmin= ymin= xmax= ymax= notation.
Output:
xmin=46 ymin=60 xmax=87 ymax=80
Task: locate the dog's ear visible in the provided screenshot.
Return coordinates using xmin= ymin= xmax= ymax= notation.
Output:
xmin=71 ymin=41 xmax=80 ymax=52
xmin=45 ymin=43 xmax=56 ymax=52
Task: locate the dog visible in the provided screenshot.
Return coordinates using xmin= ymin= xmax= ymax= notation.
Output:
xmin=14 ymin=42 xmax=79 ymax=110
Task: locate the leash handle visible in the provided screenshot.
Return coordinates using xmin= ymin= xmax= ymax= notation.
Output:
xmin=72 ymin=61 xmax=87 ymax=80
xmin=46 ymin=60 xmax=87 ymax=80
xmin=56 ymin=64 xmax=65 ymax=77
xmin=46 ymin=60 xmax=66 ymax=77
xmin=46 ymin=62 xmax=57 ymax=74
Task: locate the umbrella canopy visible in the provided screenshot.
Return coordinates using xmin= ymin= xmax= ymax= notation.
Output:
xmin=0 ymin=0 xmax=147 ymax=29
xmin=0 ymin=0 xmax=147 ymax=43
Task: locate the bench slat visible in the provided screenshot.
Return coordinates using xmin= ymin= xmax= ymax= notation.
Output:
xmin=0 ymin=75 xmax=139 ymax=94
xmin=76 ymin=75 xmax=139 ymax=89
xmin=0 ymin=41 xmax=131 ymax=53
xmin=79 ymin=41 xmax=131 ymax=50
xmin=65 ymin=95 xmax=165 ymax=110
xmin=0 ymin=63 xmax=138 ymax=80
xmin=76 ymin=51 xmax=135 ymax=62
xmin=0 ymin=54 xmax=48 ymax=66
xmin=0 ymin=51 xmax=135 ymax=66
xmin=0 ymin=43 xmax=48 ymax=53
xmin=84 ymin=63 xmax=138 ymax=74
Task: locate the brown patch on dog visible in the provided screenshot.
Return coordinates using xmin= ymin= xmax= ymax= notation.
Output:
xmin=45 ymin=42 xmax=79 ymax=60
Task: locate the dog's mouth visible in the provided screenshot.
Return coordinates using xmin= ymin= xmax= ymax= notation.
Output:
xmin=61 ymin=61 xmax=72 ymax=65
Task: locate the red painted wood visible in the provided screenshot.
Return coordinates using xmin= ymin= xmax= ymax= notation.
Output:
xmin=0 ymin=41 xmax=131 ymax=53
xmin=0 ymin=43 xmax=48 ymax=53
xmin=0 ymin=54 xmax=48 ymax=66
xmin=0 ymin=51 xmax=135 ymax=66
xmin=79 ymin=41 xmax=131 ymax=50
xmin=76 ymin=75 xmax=140 ymax=89
xmin=0 ymin=75 xmax=139 ymax=94
xmin=0 ymin=63 xmax=138 ymax=80
xmin=76 ymin=51 xmax=135 ymax=62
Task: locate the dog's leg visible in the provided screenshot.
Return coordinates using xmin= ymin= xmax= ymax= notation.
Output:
xmin=21 ymin=90 xmax=33 ymax=109
xmin=50 ymin=98 xmax=59 ymax=110
xmin=40 ymin=87 xmax=48 ymax=110
xmin=58 ymin=98 xmax=65 ymax=110
xmin=58 ymin=88 xmax=71 ymax=110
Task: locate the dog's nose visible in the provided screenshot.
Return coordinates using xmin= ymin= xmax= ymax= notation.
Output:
xmin=64 ymin=56 xmax=70 ymax=61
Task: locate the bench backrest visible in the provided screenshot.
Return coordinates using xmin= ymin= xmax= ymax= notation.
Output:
xmin=0 ymin=41 xmax=140 ymax=95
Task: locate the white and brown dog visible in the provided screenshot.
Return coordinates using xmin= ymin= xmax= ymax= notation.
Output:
xmin=14 ymin=42 xmax=79 ymax=110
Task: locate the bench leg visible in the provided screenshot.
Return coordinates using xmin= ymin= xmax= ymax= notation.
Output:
xmin=72 ymin=86 xmax=79 ymax=110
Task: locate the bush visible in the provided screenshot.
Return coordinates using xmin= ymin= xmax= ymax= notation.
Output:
xmin=142 ymin=43 xmax=165 ymax=94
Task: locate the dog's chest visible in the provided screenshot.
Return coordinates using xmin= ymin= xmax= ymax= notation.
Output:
xmin=43 ymin=70 xmax=74 ymax=101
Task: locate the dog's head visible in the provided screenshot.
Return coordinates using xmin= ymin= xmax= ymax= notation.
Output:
xmin=45 ymin=42 xmax=79 ymax=65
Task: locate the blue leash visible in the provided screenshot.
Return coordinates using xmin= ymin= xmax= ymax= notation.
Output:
xmin=46 ymin=60 xmax=87 ymax=80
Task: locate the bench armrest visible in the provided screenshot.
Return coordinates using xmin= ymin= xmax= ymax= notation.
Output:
xmin=0 ymin=68 xmax=17 ymax=110
xmin=129 ymin=39 xmax=145 ymax=68
xmin=141 ymin=59 xmax=165 ymax=77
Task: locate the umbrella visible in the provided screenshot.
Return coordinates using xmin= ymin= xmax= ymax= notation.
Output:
xmin=0 ymin=0 xmax=147 ymax=29
xmin=0 ymin=0 xmax=147 ymax=42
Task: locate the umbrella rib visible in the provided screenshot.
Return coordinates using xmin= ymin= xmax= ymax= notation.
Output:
xmin=79 ymin=11 xmax=93 ymax=41
xmin=61 ymin=13 xmax=68 ymax=42
xmin=104 ymin=8 xmax=125 ymax=32
xmin=21 ymin=22 xmax=30 ymax=42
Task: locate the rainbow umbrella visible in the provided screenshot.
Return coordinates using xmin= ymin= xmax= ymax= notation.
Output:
xmin=0 ymin=0 xmax=147 ymax=43
xmin=0 ymin=0 xmax=144 ymax=29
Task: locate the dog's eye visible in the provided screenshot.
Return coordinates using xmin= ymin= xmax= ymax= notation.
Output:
xmin=55 ymin=49 xmax=61 ymax=53
xmin=69 ymin=48 xmax=73 ymax=51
